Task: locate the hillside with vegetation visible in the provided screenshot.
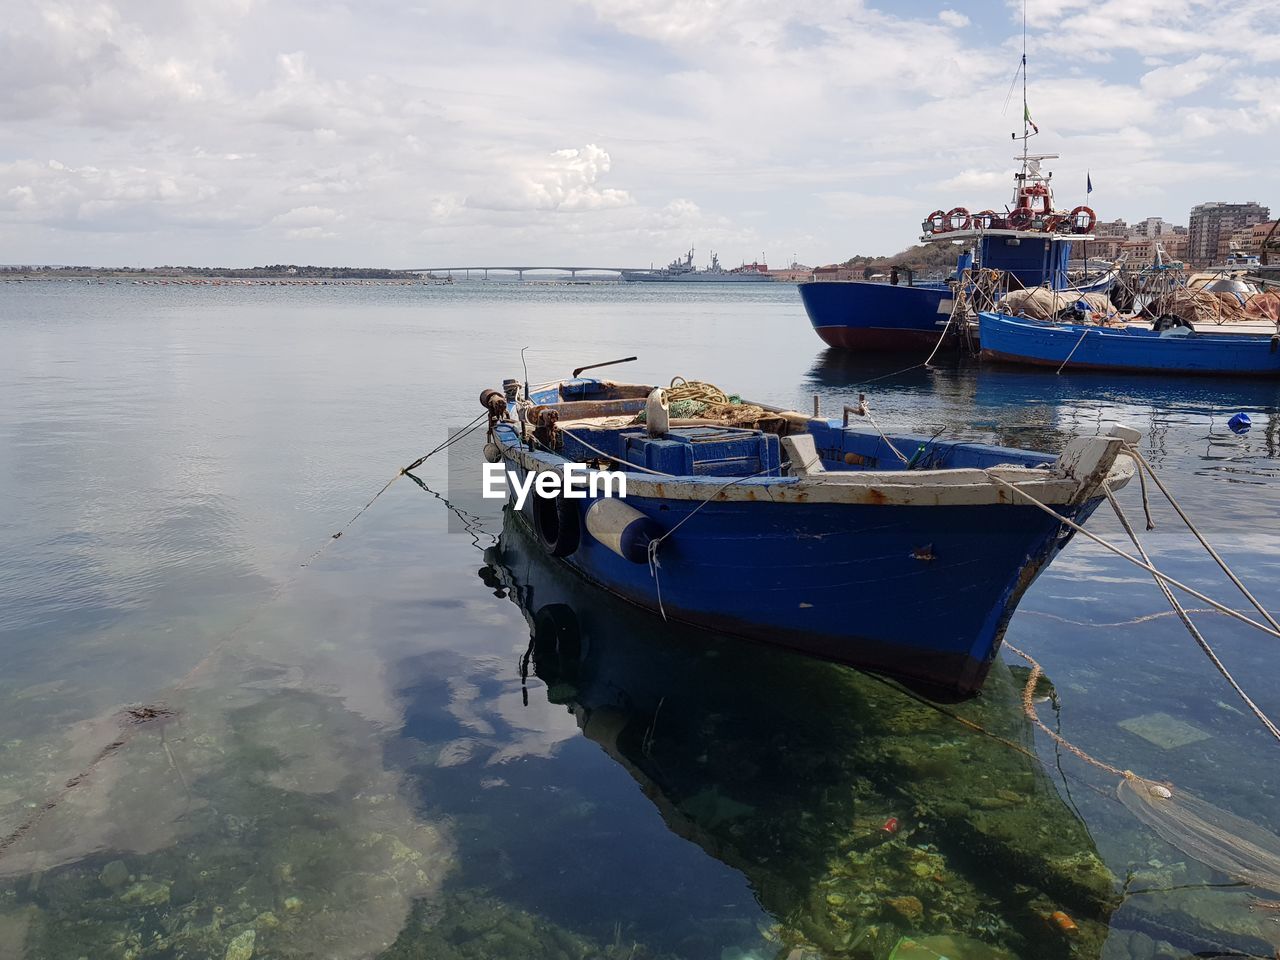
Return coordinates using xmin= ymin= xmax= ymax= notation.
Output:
xmin=838 ymin=242 xmax=959 ymax=278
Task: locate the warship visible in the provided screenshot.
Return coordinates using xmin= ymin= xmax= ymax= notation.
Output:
xmin=622 ymin=247 xmax=772 ymax=282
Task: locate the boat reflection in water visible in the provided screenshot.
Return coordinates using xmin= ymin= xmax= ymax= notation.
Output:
xmin=484 ymin=507 xmax=1120 ymax=960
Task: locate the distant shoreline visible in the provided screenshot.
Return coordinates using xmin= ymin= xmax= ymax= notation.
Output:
xmin=1 ymin=265 xmax=430 ymax=281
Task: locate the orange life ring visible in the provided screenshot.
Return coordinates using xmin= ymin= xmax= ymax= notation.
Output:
xmin=1069 ymin=205 xmax=1097 ymax=233
xmin=924 ymin=209 xmax=947 ymax=234
xmin=1007 ymin=208 xmax=1033 ymax=231
xmin=972 ymin=210 xmax=998 ymax=230
xmin=1043 ymin=214 xmax=1068 ymax=233
xmin=945 ymin=206 xmax=971 ymax=231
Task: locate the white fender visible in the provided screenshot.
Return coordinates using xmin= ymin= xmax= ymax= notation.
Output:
xmin=585 ymin=498 xmax=662 ymax=563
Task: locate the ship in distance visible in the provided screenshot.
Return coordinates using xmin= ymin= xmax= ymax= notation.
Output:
xmin=622 ymin=247 xmax=773 ymax=282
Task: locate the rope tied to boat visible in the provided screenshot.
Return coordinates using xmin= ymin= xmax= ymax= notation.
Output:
xmin=645 ymin=468 xmax=774 ymax=620
xmin=985 ymin=473 xmax=1280 ymax=642
xmin=1054 ymin=327 xmax=1093 ymax=375
xmin=1102 ymin=483 xmax=1280 ymax=744
xmin=298 ymin=408 xmax=492 ymax=568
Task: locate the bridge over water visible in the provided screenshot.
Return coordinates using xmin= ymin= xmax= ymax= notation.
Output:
xmin=409 ymin=266 xmax=651 ymax=280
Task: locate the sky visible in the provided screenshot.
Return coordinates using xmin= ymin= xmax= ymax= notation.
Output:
xmin=1 ymin=0 xmax=1276 ymax=269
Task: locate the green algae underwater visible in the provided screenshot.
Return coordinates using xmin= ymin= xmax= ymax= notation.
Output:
xmin=11 ymin=501 xmax=1275 ymax=960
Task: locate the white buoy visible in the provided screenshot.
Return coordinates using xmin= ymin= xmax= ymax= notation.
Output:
xmin=646 ymin=387 xmax=669 ymax=437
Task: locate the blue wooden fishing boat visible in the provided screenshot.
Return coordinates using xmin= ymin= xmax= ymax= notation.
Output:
xmin=978 ymin=312 xmax=1280 ymax=376
xmin=479 ymin=371 xmax=1135 ymax=694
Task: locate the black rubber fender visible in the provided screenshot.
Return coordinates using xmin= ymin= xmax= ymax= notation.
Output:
xmin=531 ymin=489 xmax=581 ymax=557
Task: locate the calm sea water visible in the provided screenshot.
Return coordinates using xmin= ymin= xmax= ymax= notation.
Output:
xmin=2 ymin=280 xmax=1280 ymax=960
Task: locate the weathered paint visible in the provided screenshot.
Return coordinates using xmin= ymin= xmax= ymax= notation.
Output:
xmin=487 ymin=379 xmax=1132 ymax=694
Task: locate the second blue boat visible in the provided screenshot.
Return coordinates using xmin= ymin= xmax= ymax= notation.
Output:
xmin=979 ymin=312 xmax=1280 ymax=376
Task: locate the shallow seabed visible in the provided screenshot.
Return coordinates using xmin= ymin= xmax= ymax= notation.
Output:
xmin=2 ymin=281 xmax=1280 ymax=959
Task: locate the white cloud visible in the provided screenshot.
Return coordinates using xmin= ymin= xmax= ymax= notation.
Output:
xmin=0 ymin=157 xmax=220 ymax=227
xmin=270 ymin=206 xmax=343 ymax=228
xmin=938 ymin=170 xmax=1006 ymax=193
xmin=1140 ymin=54 xmax=1227 ymax=98
xmin=0 ymin=0 xmax=1274 ymax=265
xmin=465 ymin=144 xmax=633 ymax=212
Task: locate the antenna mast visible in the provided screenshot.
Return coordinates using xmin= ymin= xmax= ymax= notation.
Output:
xmin=1021 ymin=0 xmax=1029 ymax=168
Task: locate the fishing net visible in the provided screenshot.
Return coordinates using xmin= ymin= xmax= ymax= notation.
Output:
xmin=998 ymin=288 xmax=1118 ymax=322
xmin=1244 ymin=291 xmax=1280 ymax=324
xmin=631 ymin=378 xmax=775 ymax=428
xmin=1117 ymin=776 xmax=1280 ymax=895
xmin=1157 ymin=288 xmax=1246 ymax=325
xmin=1006 ymin=644 xmax=1280 ymax=897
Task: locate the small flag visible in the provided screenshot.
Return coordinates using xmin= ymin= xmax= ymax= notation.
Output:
xmin=1087 ymin=171 xmax=1093 ymax=194
xmin=1024 ymin=103 xmax=1039 ymax=134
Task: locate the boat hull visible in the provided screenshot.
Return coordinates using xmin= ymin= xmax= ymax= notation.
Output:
xmin=799 ymin=280 xmax=953 ymax=351
xmin=499 ymin=456 xmax=1101 ymax=695
xmin=979 ymin=312 xmax=1280 ymax=376
xmin=800 ymin=271 xmax=1119 ymax=353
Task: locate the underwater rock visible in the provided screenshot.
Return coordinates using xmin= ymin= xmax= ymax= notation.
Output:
xmin=677 ymin=787 xmax=756 ymax=826
xmin=98 ymin=860 xmax=129 ymax=891
xmin=118 ymin=879 xmax=170 ymax=906
xmin=1117 ymin=712 xmax=1210 ymax=750
xmin=0 ymin=906 xmax=38 ymax=957
xmin=282 ymin=896 xmax=303 ymax=913
xmin=1127 ymin=929 xmax=1155 ymax=960
xmin=168 ymin=869 xmax=197 ymax=906
xmin=885 ymin=895 xmax=924 ymax=923
xmin=224 ymin=928 xmax=255 ymax=960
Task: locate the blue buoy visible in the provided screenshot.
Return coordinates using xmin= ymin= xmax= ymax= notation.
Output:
xmin=1228 ymin=413 xmax=1252 ymax=434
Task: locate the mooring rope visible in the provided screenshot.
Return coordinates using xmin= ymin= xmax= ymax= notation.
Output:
xmin=1055 ymin=327 xmax=1092 ymax=375
xmin=666 ymin=377 xmax=730 ymax=406
xmin=844 ymin=394 xmax=911 ymax=464
xmin=923 ymin=311 xmax=955 ymax=368
xmin=1104 ymin=484 xmax=1280 ymax=744
xmin=1122 ymin=443 xmax=1280 ymax=633
xmin=552 ymin=428 xmax=675 ymax=477
xmin=298 ymin=409 xmax=491 ymax=568
xmin=984 ymin=473 xmax=1280 ymax=642
xmin=645 ymin=468 xmax=774 ymax=620
xmin=1003 ymin=642 xmax=1129 ymax=779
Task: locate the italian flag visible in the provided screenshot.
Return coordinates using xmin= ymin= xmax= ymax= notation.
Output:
xmin=1024 ymin=104 xmax=1039 ymax=134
